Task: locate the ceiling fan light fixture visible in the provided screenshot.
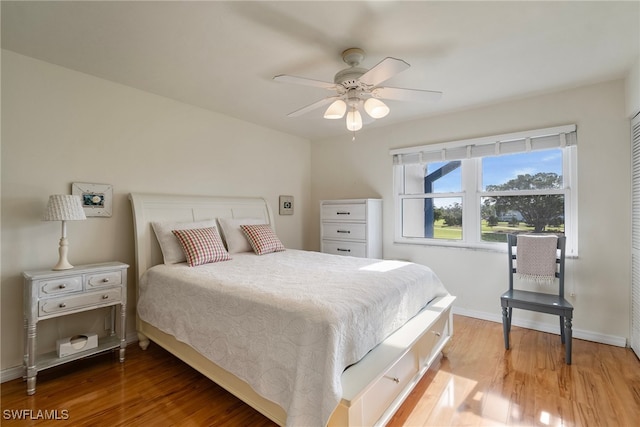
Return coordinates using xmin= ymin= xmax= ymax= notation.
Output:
xmin=364 ymin=98 xmax=390 ymax=119
xmin=346 ymin=109 xmax=363 ymax=131
xmin=324 ymin=99 xmax=346 ymax=119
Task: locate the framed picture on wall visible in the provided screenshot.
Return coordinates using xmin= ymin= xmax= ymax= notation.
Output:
xmin=72 ymin=182 xmax=113 ymax=217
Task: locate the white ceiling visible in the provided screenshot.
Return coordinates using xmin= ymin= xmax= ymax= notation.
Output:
xmin=2 ymin=1 xmax=639 ymax=141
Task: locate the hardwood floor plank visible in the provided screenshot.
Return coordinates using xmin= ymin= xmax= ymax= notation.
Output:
xmin=2 ymin=315 xmax=639 ymax=426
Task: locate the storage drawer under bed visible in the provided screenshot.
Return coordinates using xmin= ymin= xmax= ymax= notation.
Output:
xmin=334 ymin=296 xmax=455 ymax=427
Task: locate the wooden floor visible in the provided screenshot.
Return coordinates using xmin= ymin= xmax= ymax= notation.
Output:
xmin=2 ymin=315 xmax=639 ymax=426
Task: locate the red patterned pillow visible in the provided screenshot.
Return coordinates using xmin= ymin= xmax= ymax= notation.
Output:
xmin=240 ymin=224 xmax=285 ymax=255
xmin=171 ymin=227 xmax=231 ymax=266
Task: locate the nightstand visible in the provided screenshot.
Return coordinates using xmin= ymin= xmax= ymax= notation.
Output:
xmin=23 ymin=262 xmax=128 ymax=395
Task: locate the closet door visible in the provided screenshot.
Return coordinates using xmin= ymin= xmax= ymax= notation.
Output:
xmin=632 ymin=113 xmax=640 ymax=359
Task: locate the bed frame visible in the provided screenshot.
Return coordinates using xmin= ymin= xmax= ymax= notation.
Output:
xmin=129 ymin=193 xmax=455 ymax=426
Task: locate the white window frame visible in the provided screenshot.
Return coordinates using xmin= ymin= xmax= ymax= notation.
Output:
xmin=391 ymin=125 xmax=578 ymax=256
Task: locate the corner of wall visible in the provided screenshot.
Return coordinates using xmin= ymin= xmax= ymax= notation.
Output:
xmin=626 ymin=56 xmax=640 ymax=118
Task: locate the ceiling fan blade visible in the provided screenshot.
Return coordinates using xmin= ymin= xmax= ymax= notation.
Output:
xmin=286 ymin=96 xmax=340 ymax=117
xmin=273 ymin=74 xmax=336 ymax=90
xmin=374 ymin=87 xmax=443 ymax=102
xmin=359 ymin=57 xmax=410 ymax=86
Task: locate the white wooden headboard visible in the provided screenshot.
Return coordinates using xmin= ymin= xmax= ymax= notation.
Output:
xmin=129 ymin=193 xmax=275 ymax=282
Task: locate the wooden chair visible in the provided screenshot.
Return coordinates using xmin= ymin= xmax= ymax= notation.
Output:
xmin=500 ymin=234 xmax=573 ymax=364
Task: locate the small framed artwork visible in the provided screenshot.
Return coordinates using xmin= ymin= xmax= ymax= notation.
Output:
xmin=72 ymin=182 xmax=113 ymax=217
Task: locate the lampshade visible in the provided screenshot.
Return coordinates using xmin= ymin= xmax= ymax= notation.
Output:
xmin=364 ymin=98 xmax=390 ymax=119
xmin=43 ymin=195 xmax=86 ymax=221
xmin=324 ymin=99 xmax=347 ymax=119
xmin=346 ymin=109 xmax=363 ymax=131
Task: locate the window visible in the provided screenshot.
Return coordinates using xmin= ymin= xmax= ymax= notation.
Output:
xmin=391 ymin=125 xmax=578 ymax=255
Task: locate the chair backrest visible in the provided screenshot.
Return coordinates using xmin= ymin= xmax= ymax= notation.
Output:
xmin=507 ymin=234 xmax=566 ymax=296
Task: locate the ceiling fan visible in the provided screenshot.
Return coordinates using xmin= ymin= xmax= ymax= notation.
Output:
xmin=273 ymin=48 xmax=442 ymax=135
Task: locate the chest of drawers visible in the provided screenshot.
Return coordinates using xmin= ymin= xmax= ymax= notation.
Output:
xmin=320 ymin=199 xmax=382 ymax=258
xmin=23 ymin=262 xmax=128 ymax=395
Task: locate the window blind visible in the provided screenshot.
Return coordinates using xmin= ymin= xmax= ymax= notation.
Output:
xmin=391 ymin=125 xmax=577 ymax=165
xmin=631 ymin=112 xmax=640 ymax=359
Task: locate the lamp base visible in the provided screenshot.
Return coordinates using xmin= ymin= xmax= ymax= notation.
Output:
xmin=52 ymin=261 xmax=74 ymax=271
xmin=52 ymin=236 xmax=74 ymax=270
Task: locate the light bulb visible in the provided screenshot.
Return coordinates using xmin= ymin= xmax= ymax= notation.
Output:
xmin=364 ymin=98 xmax=390 ymax=119
xmin=324 ymin=100 xmax=346 ymax=119
xmin=346 ymin=109 xmax=362 ymax=131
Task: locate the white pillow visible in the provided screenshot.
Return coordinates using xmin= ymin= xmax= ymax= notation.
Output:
xmin=217 ymin=217 xmax=266 ymax=254
xmin=151 ymin=219 xmax=218 ymax=264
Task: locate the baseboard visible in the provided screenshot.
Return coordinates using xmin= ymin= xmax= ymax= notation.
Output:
xmin=453 ymin=306 xmax=627 ymax=347
xmin=0 ymin=365 xmax=25 ymax=384
xmin=1 ymin=335 xmax=139 ymax=384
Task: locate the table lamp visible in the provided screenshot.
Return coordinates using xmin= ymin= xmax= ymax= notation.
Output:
xmin=43 ymin=195 xmax=86 ymax=270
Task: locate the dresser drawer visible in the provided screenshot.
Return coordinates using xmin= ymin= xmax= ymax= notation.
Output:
xmin=322 ymin=223 xmax=366 ymax=241
xmin=322 ymin=240 xmax=367 ymax=258
xmin=37 ymin=276 xmax=83 ymax=297
xmin=321 ymin=203 xmax=366 ymax=221
xmin=361 ymin=349 xmax=418 ymax=426
xmin=86 ymin=270 xmax=122 ymax=289
xmin=39 ymin=288 xmax=122 ymax=317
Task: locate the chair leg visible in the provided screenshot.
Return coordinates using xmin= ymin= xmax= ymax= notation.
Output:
xmin=502 ymin=306 xmax=510 ymax=350
xmin=564 ymin=316 xmax=572 ymax=365
xmin=560 ymin=316 xmax=566 ymax=344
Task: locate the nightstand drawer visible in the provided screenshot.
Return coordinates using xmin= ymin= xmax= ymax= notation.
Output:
xmin=39 ymin=288 xmax=122 ymax=316
xmin=321 ymin=203 xmax=366 ymax=221
xmin=37 ymin=276 xmax=83 ymax=297
xmin=86 ymin=270 xmax=122 ymax=289
xmin=322 ymin=223 xmax=366 ymax=241
xmin=322 ymin=240 xmax=367 ymax=258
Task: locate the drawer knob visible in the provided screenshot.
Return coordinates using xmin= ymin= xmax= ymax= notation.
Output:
xmin=59 ymin=303 xmax=66 ymax=308
xmin=433 ymin=331 xmax=442 ymax=337
xmin=384 ymin=375 xmax=400 ymax=384
xmin=58 ymin=284 xmax=67 ymax=289
xmin=102 ymin=278 xmax=110 ymax=283
xmin=102 ymin=294 xmax=109 ymax=300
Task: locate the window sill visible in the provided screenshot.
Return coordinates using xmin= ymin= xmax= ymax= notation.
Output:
xmin=392 ymin=238 xmax=579 ymax=258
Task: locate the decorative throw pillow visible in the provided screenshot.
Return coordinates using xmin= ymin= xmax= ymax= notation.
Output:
xmin=171 ymin=227 xmax=231 ymax=267
xmin=218 ymin=217 xmax=266 ymax=253
xmin=152 ymin=219 xmax=218 ymax=264
xmin=240 ymin=224 xmax=285 ymax=255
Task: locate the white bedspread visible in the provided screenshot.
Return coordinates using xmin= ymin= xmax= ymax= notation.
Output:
xmin=137 ymin=249 xmax=448 ymax=426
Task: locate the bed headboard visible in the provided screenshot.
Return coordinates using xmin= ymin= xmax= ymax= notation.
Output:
xmin=129 ymin=193 xmax=275 ymax=282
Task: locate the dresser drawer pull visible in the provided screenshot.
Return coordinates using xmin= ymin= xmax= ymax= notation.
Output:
xmin=58 ymin=284 xmax=67 ymax=289
xmin=59 ymin=303 xmax=66 ymax=308
xmin=337 ymin=230 xmax=351 ymax=234
xmin=337 ymin=248 xmax=351 ymax=252
xmin=102 ymin=278 xmax=110 ymax=283
xmin=102 ymin=294 xmax=109 ymax=300
xmin=433 ymin=331 xmax=442 ymax=337
xmin=384 ymin=375 xmax=400 ymax=384
xmin=336 ymin=211 xmax=351 ymax=215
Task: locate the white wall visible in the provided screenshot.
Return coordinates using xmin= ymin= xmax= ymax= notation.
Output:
xmin=626 ymin=56 xmax=640 ymax=118
xmin=0 ymin=51 xmax=311 ymax=372
xmin=311 ymin=79 xmax=632 ymax=345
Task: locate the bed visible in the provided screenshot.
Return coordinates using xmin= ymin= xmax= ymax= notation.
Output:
xmin=129 ymin=193 xmax=455 ymax=427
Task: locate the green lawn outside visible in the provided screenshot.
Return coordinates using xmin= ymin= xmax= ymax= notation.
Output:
xmin=433 ymin=220 xmax=564 ymax=241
